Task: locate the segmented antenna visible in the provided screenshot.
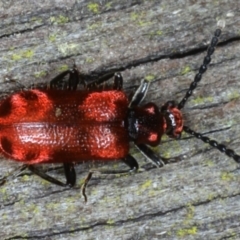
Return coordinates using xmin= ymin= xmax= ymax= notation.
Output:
xmin=179 ymin=28 xmax=240 ymax=164
xmin=178 ymin=29 xmax=221 ymax=110
xmin=184 ymin=126 xmax=240 ymax=163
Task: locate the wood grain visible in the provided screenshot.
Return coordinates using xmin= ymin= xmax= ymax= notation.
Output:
xmin=0 ymin=1 xmax=240 ymax=239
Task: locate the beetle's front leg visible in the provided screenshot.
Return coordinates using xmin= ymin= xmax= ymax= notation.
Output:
xmin=129 ymin=79 xmax=150 ymax=107
xmin=135 ymin=144 xmax=166 ymax=167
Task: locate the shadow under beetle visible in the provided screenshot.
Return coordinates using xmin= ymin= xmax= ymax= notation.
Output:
xmin=0 ymin=29 xmax=239 ymax=202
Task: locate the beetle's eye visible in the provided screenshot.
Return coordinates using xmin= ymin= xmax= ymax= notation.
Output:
xmin=161 ymin=101 xmax=183 ymax=139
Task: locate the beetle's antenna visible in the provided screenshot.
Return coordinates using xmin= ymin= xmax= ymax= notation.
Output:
xmin=178 ymin=29 xmax=221 ymax=110
xmin=183 ymin=126 xmax=240 ymax=163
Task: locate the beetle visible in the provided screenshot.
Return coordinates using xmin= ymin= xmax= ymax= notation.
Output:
xmin=0 ymin=29 xmax=239 ymax=201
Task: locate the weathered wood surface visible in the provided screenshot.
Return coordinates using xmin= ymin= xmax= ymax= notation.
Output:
xmin=0 ymin=1 xmax=240 ymax=239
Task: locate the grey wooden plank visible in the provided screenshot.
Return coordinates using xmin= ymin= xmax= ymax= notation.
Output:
xmin=0 ymin=1 xmax=240 ymax=239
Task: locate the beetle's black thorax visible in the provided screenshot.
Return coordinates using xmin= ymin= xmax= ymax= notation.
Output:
xmin=127 ymin=102 xmax=165 ymax=146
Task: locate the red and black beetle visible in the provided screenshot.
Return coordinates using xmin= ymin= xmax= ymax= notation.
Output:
xmin=0 ymin=29 xmax=239 ymax=201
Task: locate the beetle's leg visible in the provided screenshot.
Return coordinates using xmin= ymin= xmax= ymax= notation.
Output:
xmin=51 ymin=66 xmax=123 ymax=90
xmin=113 ymin=72 xmax=123 ymax=90
xmin=64 ymin=163 xmax=76 ymax=186
xmin=135 ymin=144 xmax=166 ymax=167
xmin=28 ymin=163 xmax=76 ymax=187
xmin=81 ymin=154 xmax=139 ymax=202
xmin=122 ymin=154 xmax=139 ymax=172
xmin=93 ymin=72 xmax=115 ymax=86
xmin=129 ymin=79 xmax=150 ymax=107
xmin=28 ymin=165 xmax=66 ymax=186
xmin=0 ymin=164 xmax=28 ymax=186
xmin=50 ymin=67 xmax=80 ymax=90
xmin=50 ymin=69 xmax=71 ymax=88
xmin=67 ymin=70 xmax=81 ymax=90
xmin=86 ymin=72 xmax=123 ymax=90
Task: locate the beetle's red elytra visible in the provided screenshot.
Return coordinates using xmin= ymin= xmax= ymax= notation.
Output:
xmin=0 ymin=89 xmax=129 ymax=163
xmin=0 ymin=29 xmax=239 ymax=202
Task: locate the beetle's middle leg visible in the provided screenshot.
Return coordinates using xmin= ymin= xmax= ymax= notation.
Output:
xmin=81 ymin=154 xmax=139 ymax=202
xmin=28 ymin=163 xmax=76 ymax=187
xmin=50 ymin=66 xmax=80 ymax=90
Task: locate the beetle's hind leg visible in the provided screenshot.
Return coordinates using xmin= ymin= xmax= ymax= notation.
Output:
xmin=0 ymin=165 xmax=28 ymax=186
xmin=81 ymin=154 xmax=139 ymax=202
xmin=129 ymin=79 xmax=150 ymax=107
xmin=0 ymin=164 xmax=76 ymax=187
xmin=28 ymin=163 xmax=76 ymax=187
